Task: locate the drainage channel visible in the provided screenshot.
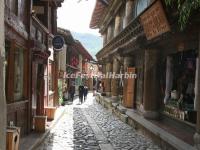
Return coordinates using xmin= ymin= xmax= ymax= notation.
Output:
xmin=82 ymin=109 xmax=114 ymax=150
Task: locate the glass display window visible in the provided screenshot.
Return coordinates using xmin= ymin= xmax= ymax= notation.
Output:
xmin=14 ymin=47 xmax=24 ymax=100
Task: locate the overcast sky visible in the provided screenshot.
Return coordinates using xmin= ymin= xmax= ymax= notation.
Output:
xmin=57 ymin=0 xmax=100 ymax=35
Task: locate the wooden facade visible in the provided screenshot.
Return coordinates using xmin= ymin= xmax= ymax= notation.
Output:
xmin=5 ymin=0 xmax=30 ymax=135
xmin=5 ymin=0 xmax=63 ymax=136
xmin=91 ymin=0 xmax=200 ymax=147
xmin=57 ymin=28 xmax=94 ymax=99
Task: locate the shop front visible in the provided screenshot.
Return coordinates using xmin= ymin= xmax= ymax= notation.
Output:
xmin=164 ymin=50 xmax=197 ymax=124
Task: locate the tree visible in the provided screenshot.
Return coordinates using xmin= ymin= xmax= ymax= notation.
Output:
xmin=165 ymin=0 xmax=200 ymax=30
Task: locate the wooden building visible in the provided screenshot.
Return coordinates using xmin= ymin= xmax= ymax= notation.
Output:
xmin=72 ymin=41 xmax=94 ymax=92
xmin=57 ymin=28 xmax=93 ymax=98
xmin=91 ymin=0 xmax=200 ymax=148
xmin=84 ymin=61 xmax=99 ymax=91
xmin=4 ymin=0 xmax=63 ymax=136
xmin=57 ymin=28 xmax=75 ymax=100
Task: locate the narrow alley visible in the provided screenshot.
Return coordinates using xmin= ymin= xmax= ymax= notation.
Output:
xmin=1 ymin=0 xmax=200 ymax=149
xmin=36 ymin=93 xmax=160 ymax=150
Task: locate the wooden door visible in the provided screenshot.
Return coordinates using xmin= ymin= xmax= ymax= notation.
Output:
xmin=124 ymin=67 xmax=136 ymax=108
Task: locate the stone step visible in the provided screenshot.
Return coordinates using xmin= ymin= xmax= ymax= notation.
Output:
xmin=117 ymin=105 xmax=127 ymax=114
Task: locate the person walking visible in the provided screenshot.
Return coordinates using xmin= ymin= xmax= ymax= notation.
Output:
xmin=63 ymin=87 xmax=68 ymax=101
xmin=83 ymin=86 xmax=88 ymax=102
xmin=78 ymin=85 xmax=84 ymax=104
xmin=69 ymin=84 xmax=75 ymax=102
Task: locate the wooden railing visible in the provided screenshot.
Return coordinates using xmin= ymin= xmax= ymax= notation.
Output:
xmin=30 ymin=15 xmax=55 ymax=61
xmin=30 ymin=15 xmax=49 ymax=51
xmin=96 ymin=17 xmax=144 ymax=59
xmin=4 ymin=4 xmax=28 ymax=39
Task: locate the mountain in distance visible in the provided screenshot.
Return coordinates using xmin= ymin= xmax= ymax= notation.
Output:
xmin=71 ymin=31 xmax=103 ymax=60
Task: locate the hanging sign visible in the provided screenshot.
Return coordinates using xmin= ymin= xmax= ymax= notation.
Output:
xmin=52 ymin=35 xmax=65 ymax=51
xmin=140 ymin=0 xmax=171 ymax=40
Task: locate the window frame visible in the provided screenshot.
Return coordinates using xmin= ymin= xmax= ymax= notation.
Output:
xmin=5 ymin=40 xmax=27 ymax=103
xmin=13 ymin=47 xmax=24 ymax=101
xmin=134 ymin=0 xmax=152 ymax=18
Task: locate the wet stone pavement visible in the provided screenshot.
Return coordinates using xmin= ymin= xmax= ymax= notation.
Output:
xmin=36 ymin=93 xmax=161 ymax=150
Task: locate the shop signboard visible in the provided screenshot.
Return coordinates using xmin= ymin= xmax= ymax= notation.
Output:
xmin=123 ymin=67 xmax=136 ymax=108
xmin=52 ymin=35 xmax=65 ymax=51
xmin=140 ymin=0 xmax=171 ymax=40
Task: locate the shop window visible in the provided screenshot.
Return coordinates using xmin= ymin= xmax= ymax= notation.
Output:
xmin=5 ymin=0 xmax=9 ymax=8
xmin=119 ymin=5 xmax=125 ymax=32
xmin=10 ymin=0 xmax=18 ymax=16
xmin=164 ymin=50 xmax=197 ymax=123
xmin=14 ymin=48 xmax=24 ymax=100
xmin=110 ymin=20 xmax=115 ymax=39
xmin=134 ymin=0 xmax=151 ymax=18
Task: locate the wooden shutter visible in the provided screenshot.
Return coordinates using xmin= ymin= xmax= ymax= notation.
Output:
xmin=123 ymin=67 xmax=136 ymax=108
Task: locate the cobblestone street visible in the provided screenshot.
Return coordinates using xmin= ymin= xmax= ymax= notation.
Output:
xmin=36 ymin=93 xmax=161 ymax=150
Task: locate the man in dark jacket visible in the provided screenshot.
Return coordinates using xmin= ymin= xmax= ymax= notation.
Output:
xmin=69 ymin=84 xmax=75 ymax=102
xmin=78 ymin=85 xmax=84 ymax=104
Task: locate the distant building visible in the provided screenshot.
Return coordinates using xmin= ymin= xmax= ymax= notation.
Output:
xmin=57 ymin=27 xmax=94 ymax=97
xmin=85 ymin=61 xmax=99 ymax=90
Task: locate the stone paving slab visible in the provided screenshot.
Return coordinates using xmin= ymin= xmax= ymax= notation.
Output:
xmin=82 ymin=109 xmax=113 ymax=150
xmin=35 ymin=93 xmax=161 ymax=150
xmin=117 ymin=105 xmax=127 ymax=114
xmin=85 ymin=96 xmax=161 ymax=150
xmin=20 ymin=106 xmax=66 ymax=150
xmin=35 ymin=99 xmax=101 ymax=150
xmin=97 ymin=95 xmax=196 ymax=150
xmin=99 ymin=144 xmax=114 ymax=150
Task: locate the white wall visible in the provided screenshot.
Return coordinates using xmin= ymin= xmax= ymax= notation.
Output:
xmin=49 ymin=47 xmax=54 ymax=61
xmin=58 ymin=44 xmax=67 ymax=71
xmin=0 ymin=0 xmax=6 ymax=149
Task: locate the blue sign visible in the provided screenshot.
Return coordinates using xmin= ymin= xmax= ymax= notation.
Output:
xmin=52 ymin=35 xmax=65 ymax=51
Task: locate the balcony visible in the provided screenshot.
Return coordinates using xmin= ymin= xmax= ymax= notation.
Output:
xmin=30 ymin=15 xmax=53 ymax=59
xmin=96 ymin=17 xmax=145 ymax=59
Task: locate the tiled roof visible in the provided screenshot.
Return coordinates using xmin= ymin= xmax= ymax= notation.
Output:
xmin=72 ymin=41 xmax=94 ymax=61
xmin=57 ymin=28 xmax=94 ymax=61
xmin=57 ymin=27 xmax=75 ymax=45
xmin=90 ymin=0 xmax=109 ymax=29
